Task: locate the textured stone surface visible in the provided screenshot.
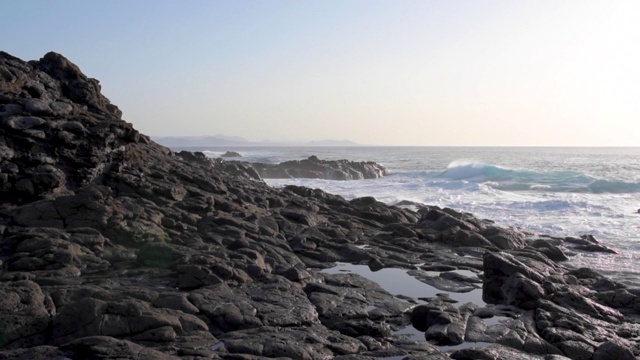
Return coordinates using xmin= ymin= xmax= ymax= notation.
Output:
xmin=1 ymin=50 xmax=639 ymax=359
xmin=252 ymin=155 xmax=389 ymax=180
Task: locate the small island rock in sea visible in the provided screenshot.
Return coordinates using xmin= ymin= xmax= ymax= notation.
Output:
xmin=0 ymin=51 xmax=639 ymax=359
xmin=220 ymin=151 xmax=242 ymax=158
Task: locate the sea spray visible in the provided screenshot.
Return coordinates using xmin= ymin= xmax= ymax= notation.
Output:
xmin=216 ymin=146 xmax=640 ymax=286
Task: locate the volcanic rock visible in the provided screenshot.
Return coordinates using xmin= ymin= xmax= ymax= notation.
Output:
xmin=1 ymin=51 xmax=639 ymax=360
xmin=252 ymin=155 xmax=388 ymax=180
xmin=220 ymin=150 xmax=242 ymax=158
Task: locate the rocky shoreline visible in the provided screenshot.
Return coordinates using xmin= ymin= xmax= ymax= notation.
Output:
xmin=1 ymin=51 xmax=639 ymax=360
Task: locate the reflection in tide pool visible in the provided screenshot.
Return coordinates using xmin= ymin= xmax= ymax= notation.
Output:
xmin=320 ymin=263 xmax=484 ymax=305
xmin=438 ymin=341 xmax=493 ymax=351
xmin=394 ymin=323 xmax=493 ymax=352
xmin=394 ymin=325 xmax=423 ymax=341
xmin=321 ymin=263 xmax=501 ymax=352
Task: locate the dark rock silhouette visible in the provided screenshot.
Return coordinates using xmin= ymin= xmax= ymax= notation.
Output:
xmin=253 ymin=155 xmax=388 ymax=180
xmin=1 ymin=51 xmax=639 ymax=359
xmin=220 ymin=151 xmax=242 ymax=158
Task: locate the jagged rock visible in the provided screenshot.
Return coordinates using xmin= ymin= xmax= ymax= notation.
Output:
xmin=480 ymin=226 xmax=526 ymax=250
xmin=527 ymin=239 xmax=569 ymax=262
xmin=418 ymin=207 xmax=480 ymax=232
xmin=482 ymin=251 xmax=554 ymax=306
xmin=549 ymin=289 xmax=623 ymax=323
xmin=2 ymin=50 xmax=639 ymax=360
xmin=501 ymin=273 xmax=546 ymax=310
xmin=452 ymin=229 xmax=495 ymax=248
xmin=564 ymin=235 xmax=618 ymax=254
xmin=252 ymin=155 xmax=388 ymax=180
xmin=410 ymin=299 xmax=471 ymax=345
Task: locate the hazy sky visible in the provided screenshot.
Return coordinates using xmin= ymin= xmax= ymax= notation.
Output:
xmin=2 ymin=1 xmax=639 ymax=146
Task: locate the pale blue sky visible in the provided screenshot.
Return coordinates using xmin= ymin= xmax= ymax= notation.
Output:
xmin=2 ymin=1 xmax=639 ymax=145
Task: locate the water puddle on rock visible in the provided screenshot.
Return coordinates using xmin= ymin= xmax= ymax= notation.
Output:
xmin=394 ymin=324 xmax=424 ymax=342
xmin=321 ymin=263 xmax=484 ymax=305
xmin=438 ymin=341 xmax=493 ymax=351
xmin=482 ymin=315 xmax=509 ymax=326
xmin=322 ymin=263 xmax=493 ymax=351
xmin=394 ymin=324 xmax=493 ymax=352
xmin=450 ymin=269 xmax=481 ymax=278
xmin=423 ymin=269 xmax=479 ymax=278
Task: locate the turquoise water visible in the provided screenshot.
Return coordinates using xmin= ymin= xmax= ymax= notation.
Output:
xmin=202 ymin=146 xmax=640 ymax=286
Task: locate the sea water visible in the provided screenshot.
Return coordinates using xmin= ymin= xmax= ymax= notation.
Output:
xmin=201 ymin=146 xmax=640 ymax=287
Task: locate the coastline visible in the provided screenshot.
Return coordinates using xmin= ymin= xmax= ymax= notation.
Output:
xmin=1 ymin=51 xmax=639 ymax=359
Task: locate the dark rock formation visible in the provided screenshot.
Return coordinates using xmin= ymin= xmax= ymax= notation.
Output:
xmin=220 ymin=151 xmax=241 ymax=158
xmin=1 ymin=51 xmax=639 ymax=360
xmin=252 ymin=155 xmax=389 ymax=180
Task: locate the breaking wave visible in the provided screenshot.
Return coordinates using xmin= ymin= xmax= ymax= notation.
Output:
xmin=430 ymin=161 xmax=640 ymax=194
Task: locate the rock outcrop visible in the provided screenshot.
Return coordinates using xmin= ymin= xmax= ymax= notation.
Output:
xmin=252 ymin=155 xmax=389 ymax=180
xmin=220 ymin=151 xmax=241 ymax=158
xmin=1 ymin=51 xmax=639 ymax=360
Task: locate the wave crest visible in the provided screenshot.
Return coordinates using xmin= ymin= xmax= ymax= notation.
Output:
xmin=432 ymin=160 xmax=640 ymax=194
xmin=439 ymin=161 xmax=513 ymax=180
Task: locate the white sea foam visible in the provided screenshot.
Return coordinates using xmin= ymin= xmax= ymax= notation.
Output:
xmin=206 ymin=146 xmax=640 ymax=285
xmin=530 ymin=184 xmax=551 ymax=190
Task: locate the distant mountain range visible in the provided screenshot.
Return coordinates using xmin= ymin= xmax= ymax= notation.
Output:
xmin=152 ymin=135 xmax=361 ymax=147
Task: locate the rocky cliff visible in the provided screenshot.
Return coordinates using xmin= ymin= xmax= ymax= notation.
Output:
xmin=0 ymin=52 xmax=639 ymax=360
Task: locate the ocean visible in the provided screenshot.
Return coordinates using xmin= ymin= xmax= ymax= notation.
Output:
xmin=200 ymin=146 xmax=640 ymax=287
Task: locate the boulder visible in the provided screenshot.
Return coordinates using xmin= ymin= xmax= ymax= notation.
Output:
xmin=592 ymin=339 xmax=636 ymax=360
